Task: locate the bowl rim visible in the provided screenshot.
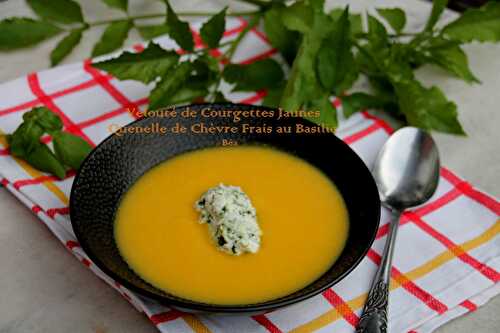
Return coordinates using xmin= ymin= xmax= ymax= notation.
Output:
xmin=70 ymin=102 xmax=381 ymax=313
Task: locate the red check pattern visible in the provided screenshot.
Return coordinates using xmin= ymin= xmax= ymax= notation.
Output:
xmin=0 ymin=18 xmax=499 ymax=333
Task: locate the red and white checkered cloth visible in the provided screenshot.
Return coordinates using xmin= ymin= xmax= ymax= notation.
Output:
xmin=0 ymin=18 xmax=499 ymax=333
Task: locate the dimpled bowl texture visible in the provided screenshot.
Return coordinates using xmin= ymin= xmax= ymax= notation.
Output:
xmin=70 ymin=103 xmax=380 ymax=314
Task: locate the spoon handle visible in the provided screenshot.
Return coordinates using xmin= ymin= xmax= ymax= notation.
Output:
xmin=356 ymin=209 xmax=402 ymax=333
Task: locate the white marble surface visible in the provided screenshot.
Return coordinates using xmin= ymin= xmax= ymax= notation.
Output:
xmin=0 ymin=1 xmax=498 ymax=332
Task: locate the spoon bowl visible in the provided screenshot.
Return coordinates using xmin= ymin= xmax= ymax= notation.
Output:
xmin=373 ymin=127 xmax=440 ymax=210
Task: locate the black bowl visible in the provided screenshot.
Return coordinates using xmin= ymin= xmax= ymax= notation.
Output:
xmin=70 ymin=103 xmax=380 ymax=314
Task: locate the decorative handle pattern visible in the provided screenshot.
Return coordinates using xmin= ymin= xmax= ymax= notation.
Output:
xmin=356 ymin=209 xmax=401 ymax=333
xmin=355 ymin=280 xmax=389 ymax=333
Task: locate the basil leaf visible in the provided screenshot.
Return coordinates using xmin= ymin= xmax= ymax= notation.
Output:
xmin=281 ymin=1 xmax=313 ymax=33
xmin=395 ymin=80 xmax=465 ymax=135
xmin=425 ymin=0 xmax=448 ymax=31
xmin=149 ymin=62 xmax=193 ymax=110
xmin=349 ymin=14 xmax=363 ymax=36
xmin=264 ymin=4 xmax=300 ymax=64
xmin=166 ymin=2 xmax=194 ymax=52
xmin=8 ymin=134 xmax=28 ymax=158
xmin=341 ymin=93 xmax=387 ymax=118
xmin=442 ymin=2 xmax=500 ymax=42
xmin=164 ymin=56 xmax=217 ymax=105
xmin=191 ymin=55 xmax=219 ymax=84
xmin=101 ymin=0 xmax=128 ymax=12
xmin=367 ymin=76 xmax=401 ymax=116
xmin=0 ymin=18 xmax=61 ymax=50
xmin=431 ymin=46 xmax=479 ymax=84
xmin=8 ymin=121 xmax=44 ymax=158
xmin=368 ymin=15 xmax=388 ymax=49
xmin=52 ymin=132 xmax=92 ymax=170
xmin=316 ymin=7 xmax=353 ymax=93
xmin=412 ymin=37 xmax=479 ymax=83
xmin=93 ymin=42 xmax=179 ymax=84
xmin=92 ymin=20 xmax=132 ymax=57
xmin=27 ymin=0 xmax=84 ymax=24
xmin=23 ymin=107 xmax=63 ymax=132
xmin=50 ymin=28 xmax=83 ymax=66
xmin=168 ymin=82 xmax=209 ymax=105
xmin=200 ymin=7 xmax=227 ymax=49
xmin=25 ymin=143 xmax=66 ymax=179
xmin=337 ymin=60 xmax=360 ymax=94
xmin=262 ymin=84 xmax=285 ymax=108
xmin=10 ymin=107 xmax=63 ymax=158
xmin=309 ymin=94 xmax=337 ymax=129
xmin=386 ymin=44 xmax=416 ymax=80
xmin=330 ymin=9 xmax=362 ymax=35
xmin=377 ymin=8 xmax=406 ymax=33
xmin=222 ymin=59 xmax=284 ymax=92
xmin=137 ymin=24 xmax=170 ymax=40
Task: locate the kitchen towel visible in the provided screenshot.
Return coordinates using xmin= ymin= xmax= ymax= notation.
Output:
xmin=0 ymin=17 xmax=499 ymax=333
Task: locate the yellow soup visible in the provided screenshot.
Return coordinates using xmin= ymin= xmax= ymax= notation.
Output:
xmin=115 ymin=146 xmax=349 ymax=305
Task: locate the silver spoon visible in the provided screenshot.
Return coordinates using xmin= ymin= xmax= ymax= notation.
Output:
xmin=356 ymin=127 xmax=440 ymax=333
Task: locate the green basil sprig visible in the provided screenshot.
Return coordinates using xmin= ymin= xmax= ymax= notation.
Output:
xmin=6 ymin=107 xmax=92 ymax=179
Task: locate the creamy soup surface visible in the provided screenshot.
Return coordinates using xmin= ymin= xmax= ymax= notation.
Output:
xmin=115 ymin=146 xmax=349 ymax=305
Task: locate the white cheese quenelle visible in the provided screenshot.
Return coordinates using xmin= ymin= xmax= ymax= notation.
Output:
xmin=195 ymin=184 xmax=262 ymax=255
